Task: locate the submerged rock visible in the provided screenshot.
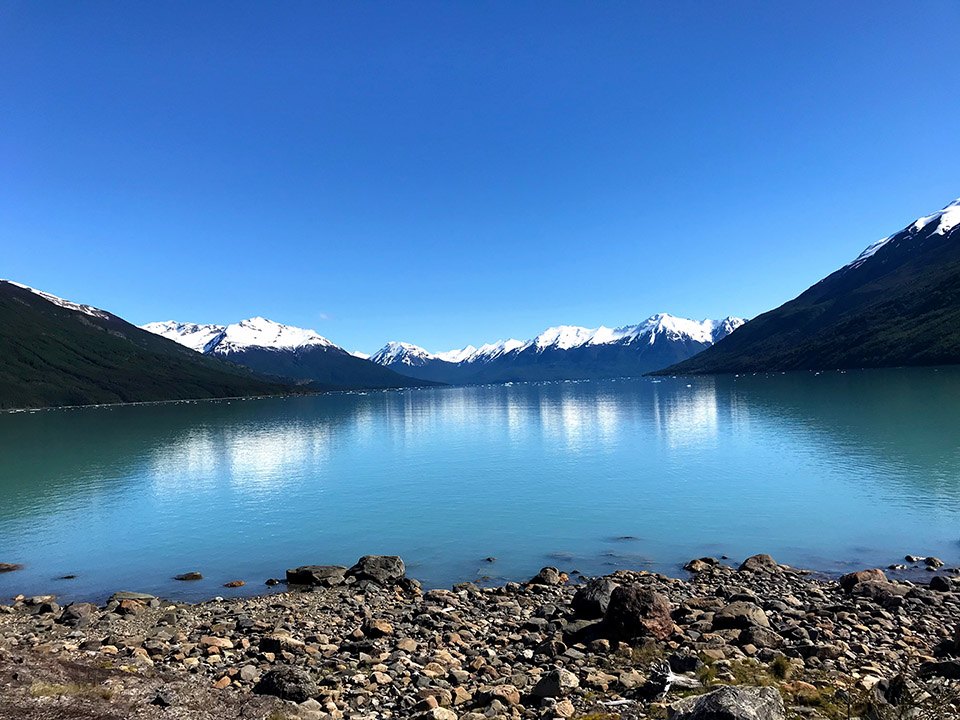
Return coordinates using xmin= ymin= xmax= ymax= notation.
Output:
xmin=174 ymin=572 xmax=203 ymax=581
xmin=0 ymin=563 xmax=23 ymax=573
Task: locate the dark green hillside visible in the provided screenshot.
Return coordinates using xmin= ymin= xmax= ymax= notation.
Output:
xmin=657 ymin=202 xmax=960 ymax=375
xmin=0 ymin=281 xmax=291 ymax=409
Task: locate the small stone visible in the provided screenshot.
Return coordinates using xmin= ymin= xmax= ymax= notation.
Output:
xmin=362 ymin=618 xmax=394 ymax=638
xmin=286 ymin=565 xmax=347 ymax=586
xmin=212 ymin=676 xmax=231 ymax=689
xmin=174 ymin=571 xmax=203 ymax=581
xmin=223 ymin=580 xmax=245 ymax=588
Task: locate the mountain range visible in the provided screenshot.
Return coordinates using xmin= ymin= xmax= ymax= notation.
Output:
xmin=0 ymin=280 xmax=289 ymax=410
xmin=5 ymin=194 xmax=959 ymax=410
xmin=141 ymin=318 xmax=427 ymax=390
xmin=368 ymin=314 xmax=745 ymax=384
xmin=659 ymin=197 xmax=960 ymax=375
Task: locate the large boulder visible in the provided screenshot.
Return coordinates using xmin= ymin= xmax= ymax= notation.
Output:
xmin=668 ymin=685 xmax=785 ymax=720
xmin=286 ymin=565 xmax=347 ymax=586
xmin=838 ymin=568 xmax=887 ymax=592
xmin=738 ymin=555 xmax=781 ymax=573
xmin=572 ymin=577 xmax=619 ymax=618
xmin=712 ymin=602 xmax=770 ymax=630
xmin=604 ymin=584 xmax=673 ymax=640
xmin=253 ymin=667 xmax=318 ymax=702
xmin=346 ymin=555 xmax=405 ymax=585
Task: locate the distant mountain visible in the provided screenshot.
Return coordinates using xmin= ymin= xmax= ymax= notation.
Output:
xmin=370 ymin=313 xmax=745 ymax=383
xmin=0 ymin=280 xmax=289 ymax=410
xmin=658 ymin=197 xmax=960 ymax=375
xmin=143 ymin=317 xmax=429 ymax=389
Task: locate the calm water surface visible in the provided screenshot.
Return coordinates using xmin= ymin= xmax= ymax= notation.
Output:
xmin=1 ymin=369 xmax=959 ymax=601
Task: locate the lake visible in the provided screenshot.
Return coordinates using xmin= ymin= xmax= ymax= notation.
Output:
xmin=1 ymin=368 xmax=958 ymax=601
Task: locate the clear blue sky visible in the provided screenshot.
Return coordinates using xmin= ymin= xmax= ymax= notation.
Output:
xmin=2 ymin=2 xmax=958 ymax=353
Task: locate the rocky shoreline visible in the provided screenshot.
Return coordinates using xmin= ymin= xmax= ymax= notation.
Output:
xmin=1 ymin=554 xmax=959 ymax=720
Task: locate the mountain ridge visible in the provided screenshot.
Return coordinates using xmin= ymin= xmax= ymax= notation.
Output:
xmin=142 ymin=317 xmax=432 ymax=390
xmin=370 ymin=313 xmax=746 ymax=384
xmin=656 ymin=196 xmax=960 ymax=375
xmin=0 ymin=280 xmax=291 ymax=410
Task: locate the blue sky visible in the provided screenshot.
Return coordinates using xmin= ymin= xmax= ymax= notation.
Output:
xmin=2 ymin=2 xmax=958 ymax=353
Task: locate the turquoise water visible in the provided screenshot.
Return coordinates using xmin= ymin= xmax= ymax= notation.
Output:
xmin=1 ymin=368 xmax=959 ymax=601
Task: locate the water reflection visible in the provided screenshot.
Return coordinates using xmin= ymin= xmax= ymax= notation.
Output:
xmin=0 ymin=368 xmax=959 ymax=600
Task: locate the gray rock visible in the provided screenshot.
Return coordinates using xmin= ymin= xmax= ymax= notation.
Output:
xmin=109 ymin=591 xmax=157 ymax=602
xmin=253 ymin=666 xmax=318 ymax=702
xmin=532 ymin=668 xmax=579 ymax=698
xmin=529 ymin=566 xmax=565 ymax=585
xmin=346 ymin=555 xmax=405 ymax=585
xmin=738 ymin=555 xmax=781 ymax=573
xmin=58 ymin=602 xmax=98 ymax=627
xmin=668 ymin=685 xmax=785 ymax=720
xmin=286 ymin=565 xmax=347 ymax=586
xmin=838 ymin=568 xmax=887 ymax=591
xmin=712 ymin=602 xmax=770 ymax=630
xmin=572 ymin=577 xmax=619 ymax=618
xmin=604 ymin=584 xmax=673 ymax=640
xmin=930 ymin=575 xmax=951 ymax=592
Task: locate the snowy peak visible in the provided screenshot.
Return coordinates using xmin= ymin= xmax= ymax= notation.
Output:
xmin=370 ymin=314 xmax=745 ymax=369
xmin=369 ymin=341 xmax=436 ymax=366
xmin=142 ymin=321 xmax=226 ymax=353
xmin=847 ymin=197 xmax=960 ymax=270
xmin=142 ymin=317 xmax=337 ymax=354
xmin=435 ymin=345 xmax=478 ymax=363
xmin=217 ymin=317 xmax=335 ymax=353
xmin=531 ymin=325 xmax=596 ymax=351
xmin=525 ymin=314 xmax=745 ymax=352
xmin=2 ymin=280 xmax=112 ymax=321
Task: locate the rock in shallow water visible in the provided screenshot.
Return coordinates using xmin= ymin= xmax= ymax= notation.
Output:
xmin=0 ymin=563 xmax=24 ymax=573
xmin=286 ymin=565 xmax=347 ymax=586
xmin=346 ymin=555 xmax=405 ymax=585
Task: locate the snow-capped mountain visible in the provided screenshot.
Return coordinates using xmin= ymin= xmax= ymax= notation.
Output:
xmin=660 ymin=196 xmax=960 ymax=374
xmin=370 ymin=313 xmax=745 ymax=384
xmin=141 ymin=317 xmax=428 ymax=389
